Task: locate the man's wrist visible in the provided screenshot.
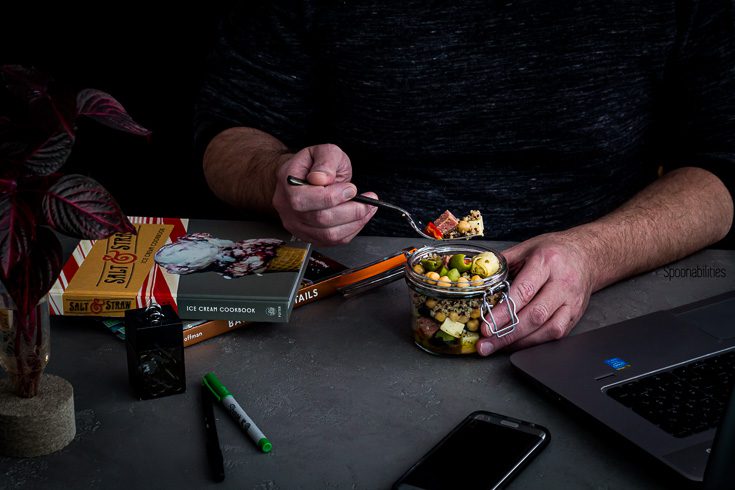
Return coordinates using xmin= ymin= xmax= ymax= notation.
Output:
xmin=557 ymin=224 xmax=615 ymax=293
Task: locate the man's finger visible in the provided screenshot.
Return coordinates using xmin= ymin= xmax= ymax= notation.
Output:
xmin=291 ymin=212 xmax=374 ymax=246
xmin=480 ymin=280 xmax=564 ymax=342
xmin=300 ymin=192 xmax=379 ymax=227
xmin=477 ymin=304 xmax=570 ymax=357
xmin=504 ymin=305 xmax=577 ymax=352
xmin=501 ymin=241 xmax=534 ymax=274
xmin=338 ymin=205 xmax=379 ymax=244
xmin=287 ymin=182 xmax=357 ymax=212
xmin=284 ymin=147 xmax=317 ymax=181
xmin=506 ymin=253 xmax=550 ymax=309
xmin=307 ymin=144 xmax=352 ymax=186
xmin=484 ymin=252 xmax=548 ymax=328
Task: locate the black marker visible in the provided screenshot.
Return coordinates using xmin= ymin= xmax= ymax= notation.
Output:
xmin=202 ymin=383 xmax=225 ymax=482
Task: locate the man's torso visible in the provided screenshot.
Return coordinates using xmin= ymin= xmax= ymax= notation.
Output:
xmin=308 ymin=1 xmax=676 ymax=238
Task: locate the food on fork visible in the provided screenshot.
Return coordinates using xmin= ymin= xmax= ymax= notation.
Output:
xmin=424 ymin=210 xmax=484 ymax=240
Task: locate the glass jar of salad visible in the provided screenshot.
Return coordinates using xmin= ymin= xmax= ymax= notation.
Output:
xmin=404 ymin=244 xmax=519 ymax=355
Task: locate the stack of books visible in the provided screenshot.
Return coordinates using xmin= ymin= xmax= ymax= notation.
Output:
xmin=49 ymin=216 xmax=411 ymax=346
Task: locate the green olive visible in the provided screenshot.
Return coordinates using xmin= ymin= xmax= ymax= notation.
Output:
xmin=448 ymin=254 xmax=472 ymax=273
xmin=420 ymin=258 xmax=442 ymax=272
xmin=446 ymin=268 xmax=461 ymax=282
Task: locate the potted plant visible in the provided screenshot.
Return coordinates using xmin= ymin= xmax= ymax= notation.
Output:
xmin=0 ymin=65 xmax=149 ymax=455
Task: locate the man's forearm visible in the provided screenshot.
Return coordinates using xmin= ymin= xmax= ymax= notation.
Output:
xmin=203 ymin=127 xmax=292 ymax=214
xmin=570 ymin=167 xmax=733 ymax=292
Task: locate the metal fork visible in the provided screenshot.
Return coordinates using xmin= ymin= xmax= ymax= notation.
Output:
xmin=286 ymin=175 xmax=479 ymax=241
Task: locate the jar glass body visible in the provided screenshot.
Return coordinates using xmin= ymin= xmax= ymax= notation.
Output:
xmin=405 ymin=245 xmax=512 ymax=356
xmin=0 ymin=294 xmax=50 ymax=398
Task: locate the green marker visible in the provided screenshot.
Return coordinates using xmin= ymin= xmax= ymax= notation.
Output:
xmin=203 ymin=372 xmax=273 ymax=453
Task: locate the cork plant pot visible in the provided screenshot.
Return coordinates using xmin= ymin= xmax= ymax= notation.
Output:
xmin=0 ymin=294 xmax=76 ymax=456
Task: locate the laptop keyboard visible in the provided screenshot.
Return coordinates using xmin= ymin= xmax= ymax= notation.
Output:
xmin=606 ymin=350 xmax=735 ymax=438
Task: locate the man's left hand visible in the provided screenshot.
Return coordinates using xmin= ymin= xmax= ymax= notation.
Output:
xmin=475 ymin=231 xmax=597 ymax=356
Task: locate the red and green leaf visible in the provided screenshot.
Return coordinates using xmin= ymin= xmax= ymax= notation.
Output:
xmin=0 ymin=185 xmax=36 ymax=277
xmin=1 ymin=76 xmax=76 ymax=176
xmin=42 ymin=174 xmax=135 ymax=238
xmin=77 ymin=89 xmax=151 ymax=137
xmin=3 ymin=227 xmax=62 ymax=316
xmin=22 ymin=130 xmax=75 ymax=176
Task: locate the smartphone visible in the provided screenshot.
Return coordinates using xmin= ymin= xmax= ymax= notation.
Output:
xmin=393 ymin=411 xmax=550 ymax=490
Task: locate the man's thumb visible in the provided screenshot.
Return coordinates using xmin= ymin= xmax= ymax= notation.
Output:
xmin=307 ymin=144 xmax=350 ymax=186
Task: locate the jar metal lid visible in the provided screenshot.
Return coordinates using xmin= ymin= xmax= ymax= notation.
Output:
xmin=404 ymin=244 xmax=509 ymax=298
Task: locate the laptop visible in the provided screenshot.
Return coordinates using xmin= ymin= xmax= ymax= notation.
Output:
xmin=510 ymin=290 xmax=735 ymax=485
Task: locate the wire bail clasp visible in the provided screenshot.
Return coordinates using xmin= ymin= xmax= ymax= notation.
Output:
xmin=480 ymin=280 xmax=519 ymax=338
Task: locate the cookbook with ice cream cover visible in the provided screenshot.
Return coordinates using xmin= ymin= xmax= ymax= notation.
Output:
xmin=49 ymin=217 xmax=311 ymax=322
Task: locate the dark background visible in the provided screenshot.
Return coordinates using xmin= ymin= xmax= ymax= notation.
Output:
xmin=1 ymin=3 xmax=238 ymax=220
xmin=2 ymin=5 xmax=733 ymax=248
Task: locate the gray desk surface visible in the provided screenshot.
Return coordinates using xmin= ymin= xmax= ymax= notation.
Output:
xmin=2 ymin=237 xmax=734 ymax=490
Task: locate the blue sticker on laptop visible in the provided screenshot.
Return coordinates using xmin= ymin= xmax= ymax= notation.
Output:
xmin=604 ymin=357 xmax=631 ymax=370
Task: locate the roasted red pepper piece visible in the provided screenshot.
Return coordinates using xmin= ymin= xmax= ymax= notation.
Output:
xmin=424 ymin=222 xmax=443 ymax=240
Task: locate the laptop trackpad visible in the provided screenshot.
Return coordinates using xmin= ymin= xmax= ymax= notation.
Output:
xmin=675 ymin=297 xmax=735 ymax=340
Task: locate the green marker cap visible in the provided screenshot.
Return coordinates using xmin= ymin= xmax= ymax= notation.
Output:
xmin=202 ymin=372 xmax=231 ymax=402
xmin=258 ymin=438 xmax=272 ymax=453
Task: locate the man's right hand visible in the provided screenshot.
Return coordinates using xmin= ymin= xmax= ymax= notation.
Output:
xmin=272 ymin=144 xmax=378 ymax=246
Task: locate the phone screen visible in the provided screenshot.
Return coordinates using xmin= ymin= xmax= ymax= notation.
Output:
xmin=394 ymin=412 xmax=548 ymax=490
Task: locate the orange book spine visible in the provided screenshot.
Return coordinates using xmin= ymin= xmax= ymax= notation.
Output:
xmin=183 ymin=320 xmax=250 ymax=347
xmin=294 ymin=248 xmax=413 ymax=307
xmin=183 ymin=248 xmax=414 ymax=346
